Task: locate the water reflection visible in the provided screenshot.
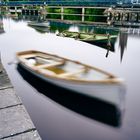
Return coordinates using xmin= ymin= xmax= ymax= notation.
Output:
xmin=2 ymin=14 xmax=130 ymax=62
xmin=54 ymin=24 xmax=119 ymax=59
xmin=50 ymin=20 xmax=119 ymax=58
xmin=1 ymin=11 xmax=140 ymax=140
xmin=119 ymin=31 xmax=128 ymax=61
xmin=17 ymin=63 xmax=125 ymax=127
xmin=0 ymin=19 xmax=4 ymax=34
xmin=127 ymin=28 xmax=140 ymax=37
xmin=19 ymin=14 xmax=120 ymax=56
xmin=1 ymin=14 xmax=130 ymax=62
xmin=49 ymin=21 xmax=119 ymax=35
xmin=26 ymin=17 xmax=129 ymax=62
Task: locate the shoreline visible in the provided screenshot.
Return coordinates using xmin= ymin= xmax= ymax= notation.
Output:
xmin=0 ymin=54 xmax=42 ymax=139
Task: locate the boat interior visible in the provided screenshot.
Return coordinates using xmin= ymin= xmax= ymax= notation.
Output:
xmin=18 ymin=51 xmax=113 ymax=81
xmin=58 ymin=31 xmax=117 ymax=41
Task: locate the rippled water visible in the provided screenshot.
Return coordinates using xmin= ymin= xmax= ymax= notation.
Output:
xmin=0 ymin=16 xmax=140 ymax=140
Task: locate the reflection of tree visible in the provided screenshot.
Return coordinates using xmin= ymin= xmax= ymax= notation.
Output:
xmin=0 ymin=19 xmax=4 ymax=34
xmin=119 ymin=31 xmax=128 ymax=62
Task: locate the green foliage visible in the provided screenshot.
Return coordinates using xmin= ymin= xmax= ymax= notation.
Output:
xmin=46 ymin=14 xmax=61 ymax=19
xmin=47 ymin=7 xmax=61 ymax=13
xmin=64 ymin=15 xmax=82 ymax=20
xmin=64 ymin=8 xmax=82 ymax=14
xmin=85 ymin=8 xmax=104 ymax=15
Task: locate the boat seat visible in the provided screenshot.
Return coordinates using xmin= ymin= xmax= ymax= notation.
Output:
xmin=58 ymin=68 xmax=86 ymax=78
xmin=38 ymin=69 xmax=57 ymax=76
xmin=21 ymin=54 xmax=36 ymax=59
xmin=35 ymin=61 xmax=65 ymax=69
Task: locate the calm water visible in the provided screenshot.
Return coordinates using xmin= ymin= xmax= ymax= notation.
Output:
xmin=0 ymin=16 xmax=140 ymax=140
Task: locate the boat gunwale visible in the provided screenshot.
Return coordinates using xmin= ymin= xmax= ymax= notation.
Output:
xmin=16 ymin=50 xmax=123 ymax=84
xmin=27 ymin=21 xmax=50 ymax=28
xmin=58 ymin=31 xmax=118 ymax=42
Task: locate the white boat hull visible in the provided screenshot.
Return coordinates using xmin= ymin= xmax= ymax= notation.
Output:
xmin=20 ymin=62 xmax=125 ymax=108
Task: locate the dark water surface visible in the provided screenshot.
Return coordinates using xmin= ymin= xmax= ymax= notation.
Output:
xmin=0 ymin=17 xmax=140 ymax=140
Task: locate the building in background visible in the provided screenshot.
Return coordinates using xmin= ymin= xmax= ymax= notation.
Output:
xmin=131 ymin=0 xmax=140 ymax=4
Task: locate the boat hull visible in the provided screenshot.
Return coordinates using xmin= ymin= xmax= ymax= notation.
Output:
xmin=19 ymin=62 xmax=125 ymax=108
xmin=28 ymin=22 xmax=49 ymax=27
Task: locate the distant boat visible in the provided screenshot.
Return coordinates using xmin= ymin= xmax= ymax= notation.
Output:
xmin=28 ymin=25 xmax=50 ymax=33
xmin=57 ymin=30 xmax=118 ymax=43
xmin=27 ymin=21 xmax=50 ymax=28
xmin=16 ymin=50 xmax=125 ymax=106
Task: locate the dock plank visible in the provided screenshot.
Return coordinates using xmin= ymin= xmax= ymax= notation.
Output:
xmin=0 ymin=59 xmax=42 ymax=139
xmin=0 ymin=88 xmax=22 ymax=109
xmin=0 ymin=72 xmax=13 ymax=89
xmin=2 ymin=130 xmax=41 ymax=140
xmin=0 ymin=105 xmax=36 ymax=139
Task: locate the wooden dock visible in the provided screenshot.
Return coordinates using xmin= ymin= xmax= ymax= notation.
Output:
xmin=0 ymin=57 xmax=42 ymax=139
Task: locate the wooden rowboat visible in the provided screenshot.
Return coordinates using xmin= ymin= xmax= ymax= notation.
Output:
xmin=16 ymin=50 xmax=125 ymax=106
xmin=57 ymin=30 xmax=118 ymax=43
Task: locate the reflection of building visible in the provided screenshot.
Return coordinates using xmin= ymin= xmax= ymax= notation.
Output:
xmin=117 ymin=0 xmax=140 ymax=4
xmin=119 ymin=31 xmax=128 ymax=61
xmin=131 ymin=0 xmax=140 ymax=4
